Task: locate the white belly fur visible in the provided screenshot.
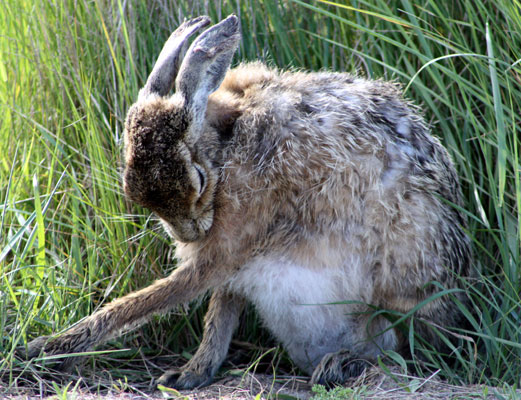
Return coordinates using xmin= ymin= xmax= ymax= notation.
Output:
xmin=226 ymin=253 xmax=385 ymax=373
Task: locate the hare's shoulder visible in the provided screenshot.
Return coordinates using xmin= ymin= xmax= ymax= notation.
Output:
xmin=218 ymin=62 xmax=278 ymax=96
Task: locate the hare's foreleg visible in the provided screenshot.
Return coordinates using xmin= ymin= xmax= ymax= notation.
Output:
xmin=158 ymin=287 xmax=245 ymax=389
xmin=24 ymin=263 xmax=221 ymax=371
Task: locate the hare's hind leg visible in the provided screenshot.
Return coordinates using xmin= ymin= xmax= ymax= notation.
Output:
xmin=309 ymin=316 xmax=400 ymax=386
xmin=310 ymin=349 xmax=371 ymax=386
xmin=158 ymin=287 xmax=245 ymax=389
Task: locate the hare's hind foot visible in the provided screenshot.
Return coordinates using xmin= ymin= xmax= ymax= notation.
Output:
xmin=157 ymin=368 xmax=214 ymax=390
xmin=310 ymin=349 xmax=371 ymax=387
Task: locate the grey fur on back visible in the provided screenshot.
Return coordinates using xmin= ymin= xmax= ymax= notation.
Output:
xmin=24 ymin=15 xmax=472 ymax=389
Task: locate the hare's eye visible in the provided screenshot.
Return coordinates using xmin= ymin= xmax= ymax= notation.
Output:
xmin=193 ymin=164 xmax=206 ymax=194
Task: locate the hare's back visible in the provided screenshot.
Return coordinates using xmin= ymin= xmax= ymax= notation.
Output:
xmin=216 ymin=63 xmax=460 ymax=207
xmin=210 ymin=63 xmax=471 ymax=321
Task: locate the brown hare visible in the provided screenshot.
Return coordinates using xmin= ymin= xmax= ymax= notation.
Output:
xmin=25 ymin=15 xmax=472 ymax=388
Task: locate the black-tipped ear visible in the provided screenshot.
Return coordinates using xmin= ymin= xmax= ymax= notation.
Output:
xmin=174 ymin=15 xmax=241 ymax=138
xmin=140 ymin=16 xmax=211 ymax=99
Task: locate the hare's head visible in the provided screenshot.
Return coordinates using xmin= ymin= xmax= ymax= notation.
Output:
xmin=123 ymin=15 xmax=240 ymax=242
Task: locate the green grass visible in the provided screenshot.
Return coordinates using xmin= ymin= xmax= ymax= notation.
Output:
xmin=1 ymin=0 xmax=520 ymax=395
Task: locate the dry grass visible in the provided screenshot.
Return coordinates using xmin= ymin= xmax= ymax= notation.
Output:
xmin=3 ymin=367 xmax=521 ymax=400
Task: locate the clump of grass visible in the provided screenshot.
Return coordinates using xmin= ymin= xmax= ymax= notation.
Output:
xmin=1 ymin=0 xmax=520 ymax=394
xmin=310 ymin=384 xmax=369 ymax=400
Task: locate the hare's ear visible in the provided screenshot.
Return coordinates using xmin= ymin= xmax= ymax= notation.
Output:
xmin=139 ymin=16 xmax=211 ymax=99
xmin=175 ymin=15 xmax=240 ymax=140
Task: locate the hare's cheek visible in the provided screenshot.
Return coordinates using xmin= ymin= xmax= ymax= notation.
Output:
xmin=197 ymin=209 xmax=214 ymax=233
xmin=160 ymin=218 xmax=200 ymax=242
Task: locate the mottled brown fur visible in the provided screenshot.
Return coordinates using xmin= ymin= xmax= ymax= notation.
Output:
xmin=24 ymin=15 xmax=472 ymax=389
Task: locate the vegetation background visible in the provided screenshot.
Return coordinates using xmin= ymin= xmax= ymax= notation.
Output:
xmin=1 ymin=0 xmax=520 ymax=396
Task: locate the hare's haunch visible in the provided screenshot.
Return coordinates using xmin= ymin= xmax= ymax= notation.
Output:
xmin=25 ymin=15 xmax=472 ymax=388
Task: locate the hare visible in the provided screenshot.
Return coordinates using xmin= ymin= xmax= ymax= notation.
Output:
xmin=25 ymin=15 xmax=472 ymax=388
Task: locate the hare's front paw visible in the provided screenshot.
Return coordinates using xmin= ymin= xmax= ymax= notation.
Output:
xmin=21 ymin=335 xmax=51 ymax=359
xmin=310 ymin=350 xmax=370 ymax=387
xmin=157 ymin=368 xmax=213 ymax=390
xmin=20 ymin=335 xmax=79 ymax=372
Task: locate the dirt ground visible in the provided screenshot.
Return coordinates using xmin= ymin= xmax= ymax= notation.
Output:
xmin=3 ymin=366 xmax=520 ymax=400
